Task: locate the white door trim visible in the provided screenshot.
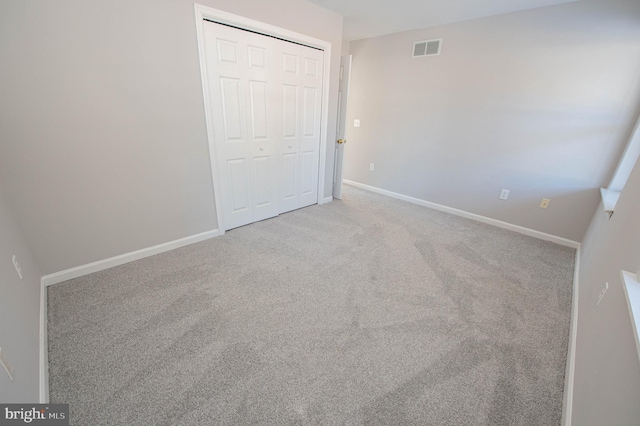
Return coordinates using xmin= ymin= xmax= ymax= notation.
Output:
xmin=333 ymin=54 xmax=352 ymax=199
xmin=194 ymin=4 xmax=332 ymax=234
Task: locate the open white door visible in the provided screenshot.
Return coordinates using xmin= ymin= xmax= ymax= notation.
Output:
xmin=332 ymin=55 xmax=352 ymax=199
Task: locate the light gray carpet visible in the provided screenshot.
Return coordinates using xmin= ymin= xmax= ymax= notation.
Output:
xmin=48 ymin=185 xmax=575 ymax=425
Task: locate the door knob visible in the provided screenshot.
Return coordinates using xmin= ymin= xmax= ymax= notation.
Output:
xmin=337 ymin=139 xmax=346 ymax=144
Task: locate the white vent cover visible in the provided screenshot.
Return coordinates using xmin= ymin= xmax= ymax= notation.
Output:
xmin=412 ymin=39 xmax=442 ymax=58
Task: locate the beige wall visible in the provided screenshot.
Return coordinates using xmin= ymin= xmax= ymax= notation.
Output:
xmin=343 ymin=0 xmax=640 ymax=242
xmin=341 ymin=40 xmax=351 ymax=56
xmin=0 ymin=187 xmax=41 ymax=402
xmin=573 ymin=157 xmax=640 ymax=424
xmin=0 ymin=0 xmax=342 ymax=275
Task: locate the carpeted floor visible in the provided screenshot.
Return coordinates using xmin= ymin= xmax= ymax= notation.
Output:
xmin=48 ymin=185 xmax=575 ymax=425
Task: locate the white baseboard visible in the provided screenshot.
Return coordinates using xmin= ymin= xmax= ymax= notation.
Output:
xmin=342 ymin=180 xmax=580 ymax=248
xmin=39 ymin=279 xmax=49 ymax=403
xmin=37 ymin=228 xmax=220 ymax=402
xmin=562 ymin=245 xmax=581 ymax=426
xmin=41 ymin=229 xmax=220 ymax=287
xmin=322 ymin=196 xmax=334 ymax=204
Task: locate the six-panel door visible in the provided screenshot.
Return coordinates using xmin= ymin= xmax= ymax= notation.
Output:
xmin=204 ymin=21 xmax=324 ymax=230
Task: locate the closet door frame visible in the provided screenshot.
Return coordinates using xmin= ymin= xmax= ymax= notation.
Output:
xmin=194 ymin=4 xmax=332 ymax=235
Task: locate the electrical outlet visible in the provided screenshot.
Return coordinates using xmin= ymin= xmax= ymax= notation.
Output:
xmin=596 ymin=282 xmax=609 ymax=306
xmin=0 ymin=347 xmax=14 ymax=381
xmin=354 ymin=119 xmax=361 ymax=127
xmin=12 ymin=255 xmax=22 ymax=280
xmin=499 ymin=189 xmax=510 ymax=200
xmin=369 ymin=163 xmax=374 ymax=171
xmin=540 ymin=198 xmax=550 ymax=209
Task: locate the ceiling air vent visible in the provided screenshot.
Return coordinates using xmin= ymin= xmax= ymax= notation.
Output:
xmin=412 ymin=39 xmax=442 ymax=58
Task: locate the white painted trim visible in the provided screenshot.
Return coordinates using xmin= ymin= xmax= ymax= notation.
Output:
xmin=342 ymin=180 xmax=580 ymax=248
xmin=609 ymin=114 xmax=640 ymax=192
xmin=600 ymin=188 xmax=620 ymax=220
xmin=194 ymin=6 xmax=226 ymax=237
xmin=38 ymin=229 xmax=219 ymax=401
xmin=195 ymin=5 xmax=332 ymax=50
xmin=622 ymin=270 xmax=640 ymax=363
xmin=317 ymin=40 xmax=332 ymax=205
xmin=193 ymin=4 xmax=333 ymax=223
xmin=322 ymin=196 xmax=334 ymax=204
xmin=562 ymin=245 xmax=581 ymax=426
xmin=41 ymin=229 xmax=220 ymax=286
xmin=342 ymin=179 xmax=582 ymax=422
xmin=39 ymin=279 xmax=49 ymax=403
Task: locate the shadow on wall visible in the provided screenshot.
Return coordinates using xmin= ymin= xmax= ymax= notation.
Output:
xmin=342 ymin=0 xmax=640 ymax=242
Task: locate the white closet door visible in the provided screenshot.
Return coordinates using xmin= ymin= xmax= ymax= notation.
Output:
xmin=204 ymin=22 xmax=279 ymax=230
xmin=275 ymin=40 xmax=324 ymax=213
xmin=203 ymin=21 xmax=324 ymax=229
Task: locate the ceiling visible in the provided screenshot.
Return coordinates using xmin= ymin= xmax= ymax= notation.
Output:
xmin=306 ymin=0 xmax=580 ymax=41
